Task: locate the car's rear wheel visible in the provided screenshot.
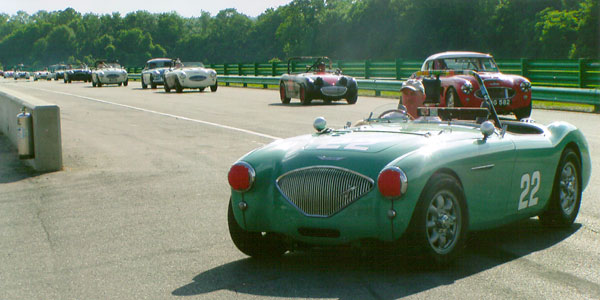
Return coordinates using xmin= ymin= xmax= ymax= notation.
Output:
xmin=408 ymin=173 xmax=467 ymax=266
xmin=300 ymin=85 xmax=311 ymax=105
xmin=280 ymin=82 xmax=291 ymax=104
xmin=164 ymin=80 xmax=171 ymax=93
xmin=445 ymin=87 xmax=460 ymax=107
xmin=539 ymin=148 xmax=581 ymax=227
xmin=175 ymin=78 xmax=183 ymax=93
xmin=199 ymin=87 xmax=206 ymax=92
xmin=210 ymin=80 xmax=218 ymax=92
xmin=228 ymin=199 xmax=287 ymax=258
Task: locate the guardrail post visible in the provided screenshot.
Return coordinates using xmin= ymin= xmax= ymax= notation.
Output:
xmin=224 ymin=64 xmax=229 ymax=86
xmin=365 ymin=60 xmax=371 ymax=79
xmin=272 ymin=62 xmax=277 ymax=77
xmin=254 ymin=63 xmax=259 ymax=76
xmin=521 ymin=58 xmax=529 ymax=79
xmin=237 ymin=64 xmax=242 ymax=76
xmin=395 ymin=59 xmax=402 ymax=80
xmin=578 ymin=58 xmax=587 ymax=88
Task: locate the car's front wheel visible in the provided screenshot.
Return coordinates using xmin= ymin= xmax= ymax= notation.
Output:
xmin=539 ymin=148 xmax=582 ymax=227
xmin=164 ymin=80 xmax=171 ymax=93
xmin=141 ymin=76 xmax=147 ymax=89
xmin=514 ymin=102 xmax=532 ymax=120
xmin=175 ymin=78 xmax=183 ymax=93
xmin=346 ymin=92 xmax=358 ymax=104
xmin=123 ymin=79 xmax=128 ymax=87
xmin=210 ymin=80 xmax=218 ymax=92
xmin=228 ymin=200 xmax=287 ymax=258
xmin=300 ymin=85 xmax=311 ymax=105
xmin=280 ymin=82 xmax=291 ymax=104
xmin=408 ymin=173 xmax=468 ymax=266
xmin=445 ymin=87 xmax=460 ymax=107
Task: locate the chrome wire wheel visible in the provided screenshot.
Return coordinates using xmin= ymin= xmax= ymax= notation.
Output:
xmin=559 ymin=161 xmax=578 ymax=216
xmin=426 ymin=190 xmax=461 ymax=255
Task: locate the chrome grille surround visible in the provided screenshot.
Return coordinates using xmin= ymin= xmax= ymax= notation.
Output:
xmin=276 ymin=166 xmax=374 ymax=217
xmin=475 ymin=87 xmax=515 ymax=99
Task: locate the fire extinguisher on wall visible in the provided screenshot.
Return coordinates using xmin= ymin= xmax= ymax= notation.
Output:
xmin=17 ymin=107 xmax=34 ymax=159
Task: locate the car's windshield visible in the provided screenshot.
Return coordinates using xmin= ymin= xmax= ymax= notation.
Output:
xmin=182 ymin=62 xmax=204 ymax=68
xmin=438 ymin=57 xmax=498 ymax=72
xmin=148 ymin=60 xmax=172 ymax=69
xmin=361 ymin=103 xmax=412 ymax=124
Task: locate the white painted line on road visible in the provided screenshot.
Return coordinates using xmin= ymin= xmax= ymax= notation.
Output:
xmin=25 ymin=86 xmax=282 ymax=141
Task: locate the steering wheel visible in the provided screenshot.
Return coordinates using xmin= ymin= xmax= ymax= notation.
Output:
xmin=378 ymin=109 xmax=412 ymax=120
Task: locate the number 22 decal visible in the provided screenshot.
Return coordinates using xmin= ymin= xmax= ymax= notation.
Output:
xmin=519 ymin=171 xmax=540 ymax=210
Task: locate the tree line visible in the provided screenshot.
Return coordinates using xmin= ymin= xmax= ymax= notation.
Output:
xmin=0 ymin=0 xmax=598 ymax=70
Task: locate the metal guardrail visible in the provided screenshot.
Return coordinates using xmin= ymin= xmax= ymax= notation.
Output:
xmin=217 ymin=75 xmax=600 ymax=113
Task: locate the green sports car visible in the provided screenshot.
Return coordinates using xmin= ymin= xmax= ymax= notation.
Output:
xmin=227 ymin=75 xmax=591 ymax=265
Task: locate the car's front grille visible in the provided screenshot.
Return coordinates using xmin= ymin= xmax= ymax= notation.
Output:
xmin=476 ymin=87 xmax=515 ymax=99
xmin=276 ymin=166 xmax=374 ymax=217
xmin=107 ymin=74 xmax=119 ymax=79
xmin=189 ymin=75 xmax=207 ymax=81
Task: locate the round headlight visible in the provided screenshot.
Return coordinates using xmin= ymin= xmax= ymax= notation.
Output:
xmin=461 ymin=81 xmax=473 ymax=94
xmin=520 ymin=80 xmax=531 ymax=92
xmin=179 ymin=73 xmax=187 ymax=79
xmin=377 ymin=166 xmax=408 ymax=198
xmin=228 ymin=162 xmax=255 ymax=192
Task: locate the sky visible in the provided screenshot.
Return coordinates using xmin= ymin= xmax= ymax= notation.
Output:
xmin=2 ymin=0 xmax=294 ymax=18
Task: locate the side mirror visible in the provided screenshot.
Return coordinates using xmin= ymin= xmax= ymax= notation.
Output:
xmin=480 ymin=121 xmax=495 ymax=140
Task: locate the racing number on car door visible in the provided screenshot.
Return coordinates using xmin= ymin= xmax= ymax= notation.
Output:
xmin=518 ymin=171 xmax=540 ymax=210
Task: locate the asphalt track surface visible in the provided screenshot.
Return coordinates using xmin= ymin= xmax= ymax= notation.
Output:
xmin=1 ymin=78 xmax=599 ymax=300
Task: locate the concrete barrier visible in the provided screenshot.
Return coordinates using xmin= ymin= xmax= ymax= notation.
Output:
xmin=0 ymin=87 xmax=62 ymax=172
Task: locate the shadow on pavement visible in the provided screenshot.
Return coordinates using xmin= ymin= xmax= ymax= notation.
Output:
xmin=0 ymin=132 xmax=41 ymax=183
xmin=173 ymin=218 xmax=580 ymax=299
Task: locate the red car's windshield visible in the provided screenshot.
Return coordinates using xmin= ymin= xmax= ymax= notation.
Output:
xmin=429 ymin=57 xmax=499 ymax=72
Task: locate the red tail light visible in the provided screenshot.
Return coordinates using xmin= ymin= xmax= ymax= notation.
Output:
xmin=377 ymin=167 xmax=407 ymax=198
xmin=228 ymin=162 xmax=255 ymax=192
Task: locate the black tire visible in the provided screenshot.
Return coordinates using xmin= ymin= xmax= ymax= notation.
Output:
xmin=514 ymin=102 xmax=532 ymax=120
xmin=164 ymin=80 xmax=171 ymax=93
xmin=445 ymin=87 xmax=460 ymax=107
xmin=118 ymin=82 xmax=122 ymax=86
xmin=92 ymin=78 xmax=97 ymax=87
xmin=97 ymin=77 xmax=102 ymax=87
xmin=539 ymin=148 xmax=582 ymax=227
xmin=210 ymin=80 xmax=218 ymax=92
xmin=407 ymin=173 xmax=468 ymax=266
xmin=124 ymin=79 xmax=128 ymax=87
xmin=346 ymin=92 xmax=358 ymax=104
xmin=299 ymin=85 xmax=311 ymax=105
xmin=199 ymin=87 xmax=206 ymax=92
xmin=228 ymin=199 xmax=287 ymax=258
xmin=175 ymin=78 xmax=183 ymax=93
xmin=141 ymin=76 xmax=147 ymax=89
xmin=150 ymin=75 xmax=157 ymax=89
xmin=64 ymin=77 xmax=67 ymax=83
xmin=280 ymin=82 xmax=291 ymax=104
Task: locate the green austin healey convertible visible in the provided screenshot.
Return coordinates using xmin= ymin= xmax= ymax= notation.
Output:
xmin=227 ymin=73 xmax=591 ymax=265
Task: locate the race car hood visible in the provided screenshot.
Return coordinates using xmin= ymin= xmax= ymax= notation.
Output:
xmin=240 ymin=123 xmax=484 ymax=180
xmin=455 ymin=72 xmax=526 ymax=85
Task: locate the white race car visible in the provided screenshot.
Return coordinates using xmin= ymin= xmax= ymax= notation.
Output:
xmin=141 ymin=58 xmax=173 ymax=89
xmin=34 ymin=70 xmax=51 ymax=81
xmin=163 ymin=61 xmax=218 ymax=93
xmin=91 ymin=61 xmax=128 ymax=87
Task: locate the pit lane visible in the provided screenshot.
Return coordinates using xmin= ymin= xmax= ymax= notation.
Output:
xmin=1 ymin=78 xmax=598 ymax=299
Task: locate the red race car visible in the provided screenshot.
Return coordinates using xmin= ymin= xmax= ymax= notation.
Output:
xmin=414 ymin=51 xmax=532 ymax=120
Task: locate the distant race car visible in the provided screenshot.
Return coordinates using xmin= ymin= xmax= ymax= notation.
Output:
xmin=64 ymin=64 xmax=92 ymax=83
xmin=91 ymin=61 xmax=128 ymax=87
xmin=279 ymin=56 xmax=358 ymax=105
xmin=50 ymin=64 xmax=69 ymax=80
xmin=163 ymin=61 xmax=218 ymax=93
xmin=34 ymin=70 xmax=51 ymax=81
xmin=14 ymin=71 xmax=30 ymax=80
xmin=227 ymin=72 xmax=590 ymax=265
xmin=414 ymin=51 xmax=532 ymax=120
xmin=141 ymin=58 xmax=173 ymax=89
